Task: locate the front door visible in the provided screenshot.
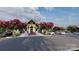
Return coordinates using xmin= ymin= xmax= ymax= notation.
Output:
xmin=30 ymin=26 xmax=33 ymax=35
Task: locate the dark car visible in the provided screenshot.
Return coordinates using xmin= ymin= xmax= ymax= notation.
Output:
xmin=0 ymin=30 xmax=12 ymax=37
xmin=5 ymin=30 xmax=12 ymax=36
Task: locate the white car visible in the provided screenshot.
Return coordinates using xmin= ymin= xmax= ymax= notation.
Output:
xmin=50 ymin=32 xmax=55 ymax=35
xmin=60 ymin=32 xmax=66 ymax=35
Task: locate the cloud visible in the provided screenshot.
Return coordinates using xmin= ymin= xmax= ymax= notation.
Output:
xmin=44 ymin=7 xmax=55 ymax=11
xmin=29 ymin=7 xmax=39 ymax=10
xmin=52 ymin=14 xmax=79 ymax=27
xmin=0 ymin=7 xmax=45 ymax=22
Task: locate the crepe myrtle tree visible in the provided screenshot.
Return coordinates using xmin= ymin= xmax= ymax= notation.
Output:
xmin=39 ymin=22 xmax=54 ymax=32
xmin=46 ymin=22 xmax=54 ymax=31
xmin=0 ymin=19 xmax=27 ymax=32
xmin=0 ymin=20 xmax=7 ymax=31
xmin=0 ymin=20 xmax=13 ymax=30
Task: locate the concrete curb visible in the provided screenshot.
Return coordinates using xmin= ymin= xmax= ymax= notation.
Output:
xmin=67 ymin=48 xmax=79 ymax=51
xmin=0 ymin=35 xmax=53 ymax=39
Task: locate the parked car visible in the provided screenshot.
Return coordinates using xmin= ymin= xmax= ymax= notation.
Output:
xmin=73 ymin=32 xmax=79 ymax=35
xmin=50 ymin=32 xmax=55 ymax=35
xmin=0 ymin=31 xmax=3 ymax=34
xmin=56 ymin=31 xmax=66 ymax=35
xmin=4 ymin=30 xmax=12 ymax=36
xmin=60 ymin=32 xmax=66 ymax=35
xmin=0 ymin=30 xmax=12 ymax=37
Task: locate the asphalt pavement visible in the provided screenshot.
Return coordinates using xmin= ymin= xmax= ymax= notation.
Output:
xmin=0 ymin=34 xmax=79 ymax=51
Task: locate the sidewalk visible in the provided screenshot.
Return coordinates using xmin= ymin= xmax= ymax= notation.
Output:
xmin=0 ymin=31 xmax=52 ymax=39
xmin=19 ymin=31 xmax=28 ymax=37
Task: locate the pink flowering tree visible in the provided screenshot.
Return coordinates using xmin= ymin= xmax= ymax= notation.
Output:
xmin=0 ymin=19 xmax=27 ymax=32
xmin=39 ymin=22 xmax=54 ymax=32
xmin=46 ymin=22 xmax=54 ymax=29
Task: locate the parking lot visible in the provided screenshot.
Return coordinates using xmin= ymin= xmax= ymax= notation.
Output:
xmin=0 ymin=34 xmax=79 ymax=51
xmin=44 ymin=34 xmax=79 ymax=51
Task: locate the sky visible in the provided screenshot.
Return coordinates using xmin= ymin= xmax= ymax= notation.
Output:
xmin=0 ymin=7 xmax=79 ymax=27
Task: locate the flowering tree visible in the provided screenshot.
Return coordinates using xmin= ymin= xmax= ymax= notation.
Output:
xmin=39 ymin=22 xmax=54 ymax=29
xmin=39 ymin=22 xmax=54 ymax=32
xmin=46 ymin=22 xmax=54 ymax=29
xmin=39 ymin=22 xmax=47 ymax=29
xmin=0 ymin=19 xmax=27 ymax=31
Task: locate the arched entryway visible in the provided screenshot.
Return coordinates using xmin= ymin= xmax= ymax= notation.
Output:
xmin=27 ymin=20 xmax=38 ymax=35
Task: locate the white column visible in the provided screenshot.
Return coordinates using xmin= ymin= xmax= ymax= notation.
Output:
xmin=33 ymin=28 xmax=36 ymax=32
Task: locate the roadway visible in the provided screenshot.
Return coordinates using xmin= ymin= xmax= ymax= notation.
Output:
xmin=0 ymin=34 xmax=79 ymax=51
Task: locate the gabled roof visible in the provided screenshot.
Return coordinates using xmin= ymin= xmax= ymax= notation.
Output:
xmin=27 ymin=20 xmax=36 ymax=24
xmin=27 ymin=19 xmax=39 ymax=26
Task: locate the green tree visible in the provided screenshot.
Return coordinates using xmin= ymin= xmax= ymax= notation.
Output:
xmin=67 ymin=26 xmax=78 ymax=33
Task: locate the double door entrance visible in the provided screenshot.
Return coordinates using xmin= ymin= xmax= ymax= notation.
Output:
xmin=27 ymin=24 xmax=36 ymax=35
